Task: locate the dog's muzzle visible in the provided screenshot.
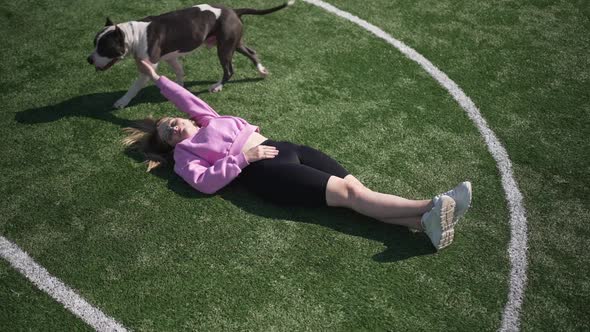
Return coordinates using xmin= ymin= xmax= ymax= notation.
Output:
xmin=88 ymin=57 xmax=120 ymax=72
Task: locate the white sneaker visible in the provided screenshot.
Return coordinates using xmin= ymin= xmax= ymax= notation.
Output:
xmin=421 ymin=195 xmax=456 ymax=250
xmin=434 ymin=181 xmax=472 ymax=226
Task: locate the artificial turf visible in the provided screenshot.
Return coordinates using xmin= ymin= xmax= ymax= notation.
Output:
xmin=0 ymin=0 xmax=587 ymax=331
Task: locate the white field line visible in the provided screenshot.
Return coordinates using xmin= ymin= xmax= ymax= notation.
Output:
xmin=300 ymin=1 xmax=529 ymax=331
xmin=0 ymin=236 xmax=128 ymax=332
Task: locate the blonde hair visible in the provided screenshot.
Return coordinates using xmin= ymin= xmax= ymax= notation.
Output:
xmin=122 ymin=116 xmax=174 ymax=172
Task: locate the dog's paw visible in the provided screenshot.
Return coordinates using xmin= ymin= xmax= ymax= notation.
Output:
xmin=114 ymin=97 xmax=130 ymax=109
xmin=209 ymin=83 xmax=223 ymax=93
xmin=257 ymin=64 xmax=269 ymax=78
xmin=175 ymin=79 xmax=185 ymax=86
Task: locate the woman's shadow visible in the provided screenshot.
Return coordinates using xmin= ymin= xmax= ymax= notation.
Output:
xmin=15 ymin=81 xmax=436 ymax=262
xmin=146 ymin=160 xmax=436 ymax=263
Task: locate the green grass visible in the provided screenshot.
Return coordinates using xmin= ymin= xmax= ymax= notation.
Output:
xmin=0 ymin=0 xmax=588 ymax=331
xmin=0 ymin=259 xmax=92 ymax=331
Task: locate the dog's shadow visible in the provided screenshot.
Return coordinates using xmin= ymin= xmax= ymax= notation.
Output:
xmin=14 ymin=78 xmax=263 ymax=126
xmin=144 ymin=157 xmax=436 ymax=263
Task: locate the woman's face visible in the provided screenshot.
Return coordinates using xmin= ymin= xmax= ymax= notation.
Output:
xmin=157 ymin=117 xmax=198 ymax=146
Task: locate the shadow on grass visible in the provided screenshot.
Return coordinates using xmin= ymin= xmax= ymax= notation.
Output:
xmin=14 ymin=78 xmax=263 ymax=127
xmin=134 ymin=151 xmax=436 ymax=263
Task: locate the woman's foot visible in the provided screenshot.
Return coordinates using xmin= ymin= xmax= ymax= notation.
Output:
xmin=421 ymin=195 xmax=456 ymax=250
xmin=434 ymin=181 xmax=472 ymax=225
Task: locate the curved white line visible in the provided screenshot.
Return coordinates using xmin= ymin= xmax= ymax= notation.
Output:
xmin=300 ymin=1 xmax=529 ymax=330
xmin=0 ymin=236 xmax=128 ymax=332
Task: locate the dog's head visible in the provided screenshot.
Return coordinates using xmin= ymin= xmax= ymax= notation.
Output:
xmin=87 ymin=18 xmax=126 ymax=71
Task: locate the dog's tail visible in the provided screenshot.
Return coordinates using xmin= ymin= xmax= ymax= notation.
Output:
xmin=235 ymin=1 xmax=295 ymax=17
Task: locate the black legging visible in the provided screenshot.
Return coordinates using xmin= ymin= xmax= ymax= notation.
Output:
xmin=238 ymin=140 xmax=350 ymax=206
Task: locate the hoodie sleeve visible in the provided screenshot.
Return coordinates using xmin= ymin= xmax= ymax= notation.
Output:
xmin=174 ymin=150 xmax=250 ymax=195
xmin=155 ymin=76 xmax=220 ymax=126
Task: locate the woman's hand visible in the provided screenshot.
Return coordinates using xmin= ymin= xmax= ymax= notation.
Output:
xmin=244 ymin=145 xmax=279 ymax=163
xmin=135 ymin=59 xmax=160 ymax=81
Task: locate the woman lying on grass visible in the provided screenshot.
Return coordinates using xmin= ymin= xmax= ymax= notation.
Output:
xmin=124 ymin=60 xmax=472 ymax=250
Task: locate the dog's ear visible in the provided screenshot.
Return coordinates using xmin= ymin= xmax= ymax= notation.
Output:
xmin=105 ymin=17 xmax=114 ymax=26
xmin=114 ymin=24 xmax=124 ymax=39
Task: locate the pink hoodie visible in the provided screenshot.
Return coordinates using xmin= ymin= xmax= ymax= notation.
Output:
xmin=155 ymin=76 xmax=259 ymax=194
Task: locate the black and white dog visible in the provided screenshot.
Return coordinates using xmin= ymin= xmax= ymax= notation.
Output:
xmin=88 ymin=1 xmax=295 ymax=108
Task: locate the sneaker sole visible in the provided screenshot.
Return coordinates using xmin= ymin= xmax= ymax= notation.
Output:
xmin=437 ymin=196 xmax=456 ymax=250
xmin=452 ymin=181 xmax=472 ymax=226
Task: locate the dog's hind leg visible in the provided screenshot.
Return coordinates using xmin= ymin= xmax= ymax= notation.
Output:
xmin=236 ymin=44 xmax=268 ymax=78
xmin=210 ymin=44 xmax=235 ymax=93
xmin=166 ymin=57 xmax=185 ymax=86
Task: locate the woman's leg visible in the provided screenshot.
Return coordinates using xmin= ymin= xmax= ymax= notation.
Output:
xmin=295 ymin=144 xmax=350 ymax=178
xmin=292 ymin=143 xmax=433 ymax=227
xmin=325 ymin=175 xmax=433 ymax=228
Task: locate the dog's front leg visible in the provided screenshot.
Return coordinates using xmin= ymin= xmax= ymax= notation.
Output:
xmin=166 ymin=58 xmax=185 ymax=86
xmin=113 ymin=74 xmax=150 ymax=109
xmin=113 ymin=61 xmax=159 ymax=109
